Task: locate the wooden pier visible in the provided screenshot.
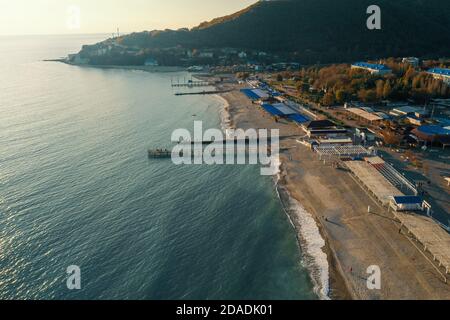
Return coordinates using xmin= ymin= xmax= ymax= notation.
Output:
xmin=171 ymin=77 xmax=213 ymax=88
xmin=148 ymin=149 xmax=177 ymax=158
xmin=174 ymin=89 xmax=232 ymax=96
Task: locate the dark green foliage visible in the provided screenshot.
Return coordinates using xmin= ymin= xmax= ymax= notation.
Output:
xmin=80 ymin=0 xmax=450 ymax=65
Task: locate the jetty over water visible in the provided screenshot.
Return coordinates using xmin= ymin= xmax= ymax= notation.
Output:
xmin=148 ymin=149 xmax=176 ymax=158
xmin=171 ymin=78 xmax=213 ymax=87
xmin=174 ymin=89 xmax=232 ymax=96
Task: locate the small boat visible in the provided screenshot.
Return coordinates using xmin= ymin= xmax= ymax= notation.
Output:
xmin=148 ymin=149 xmax=172 ymax=158
xmin=148 ymin=149 xmax=183 ymax=159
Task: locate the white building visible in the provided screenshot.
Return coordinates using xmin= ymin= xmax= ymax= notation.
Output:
xmin=351 ymin=62 xmax=392 ymax=75
xmin=144 ymin=58 xmax=159 ymax=66
xmin=402 ymin=57 xmax=420 ymax=67
xmin=427 ymin=68 xmax=450 ymax=84
xmin=238 ymin=51 xmax=247 ymax=59
xmin=390 ymin=196 xmax=423 ymax=212
xmin=198 ymin=51 xmax=214 ymax=58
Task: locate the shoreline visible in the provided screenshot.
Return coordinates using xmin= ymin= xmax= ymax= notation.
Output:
xmin=211 ymin=86 xmax=342 ymax=299
xmin=213 ymin=80 xmax=450 ymax=300
xmin=49 ymin=60 xmax=186 ymax=73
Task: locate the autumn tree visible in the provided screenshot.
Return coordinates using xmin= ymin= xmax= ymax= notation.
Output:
xmin=335 ymin=90 xmax=348 ymax=104
xmin=322 ymin=91 xmax=335 ymax=106
xmin=383 ymin=130 xmax=402 ymax=146
xmin=376 ymin=80 xmax=385 ymax=99
xmin=383 ymin=81 xmax=392 ymax=99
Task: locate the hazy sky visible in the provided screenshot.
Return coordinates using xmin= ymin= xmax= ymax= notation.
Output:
xmin=0 ymin=0 xmax=257 ymax=35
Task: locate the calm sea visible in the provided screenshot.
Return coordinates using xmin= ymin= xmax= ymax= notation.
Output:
xmin=0 ymin=34 xmax=317 ymax=300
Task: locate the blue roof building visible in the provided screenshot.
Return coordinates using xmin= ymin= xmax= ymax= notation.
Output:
xmin=427 ymin=68 xmax=450 ymax=84
xmin=412 ymin=125 xmax=450 ymax=147
xmin=351 ymin=62 xmax=392 ymax=75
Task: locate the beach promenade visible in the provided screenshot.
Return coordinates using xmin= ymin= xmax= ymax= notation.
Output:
xmin=219 ymin=82 xmax=450 ymax=300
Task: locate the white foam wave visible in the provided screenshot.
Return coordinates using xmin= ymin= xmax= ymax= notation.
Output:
xmin=275 ymin=175 xmax=330 ymax=300
xmin=214 ymin=95 xmax=234 ymax=134
xmin=214 ymin=93 xmax=329 ymax=299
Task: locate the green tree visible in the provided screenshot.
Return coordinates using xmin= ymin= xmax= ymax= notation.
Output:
xmin=335 ymin=90 xmax=348 ymax=104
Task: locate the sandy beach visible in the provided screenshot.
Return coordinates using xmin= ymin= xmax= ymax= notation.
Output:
xmin=216 ymin=81 xmax=450 ymax=300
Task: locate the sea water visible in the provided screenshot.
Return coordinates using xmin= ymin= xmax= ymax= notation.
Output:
xmin=0 ymin=35 xmax=319 ymax=300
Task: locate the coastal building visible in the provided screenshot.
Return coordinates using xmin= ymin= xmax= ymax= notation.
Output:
xmin=198 ymin=51 xmax=214 ymax=58
xmin=351 ymin=62 xmax=392 ymax=75
xmin=374 ymin=112 xmax=390 ymax=120
xmin=427 ymin=68 xmax=450 ymax=84
xmin=346 ymin=160 xmax=405 ymax=205
xmin=240 ymin=88 xmax=269 ymax=100
xmin=402 ymin=57 xmax=420 ymax=67
xmin=302 ymin=120 xmax=347 ymax=138
xmin=347 ymin=108 xmax=383 ymax=124
xmin=431 ymin=98 xmax=450 ymax=108
xmin=238 ymin=51 xmax=247 ymax=59
xmin=187 ymin=66 xmax=205 ymax=72
xmin=356 ymin=128 xmax=377 ymax=142
xmin=144 ymin=57 xmax=159 ymax=66
xmin=407 ymin=115 xmax=424 ymax=126
xmin=317 ymin=137 xmax=353 ymax=146
xmin=411 ymin=125 xmax=450 ymax=148
xmin=390 ymin=196 xmax=424 ymax=212
xmin=390 ymin=106 xmax=428 ymax=118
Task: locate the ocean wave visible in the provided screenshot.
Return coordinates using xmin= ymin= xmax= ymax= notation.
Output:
xmin=214 ymin=95 xmax=234 ymax=134
xmin=275 ymin=170 xmax=330 ymax=300
xmin=213 ymin=93 xmax=329 ymax=299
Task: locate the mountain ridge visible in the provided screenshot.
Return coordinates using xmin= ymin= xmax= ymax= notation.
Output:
xmin=77 ymin=0 xmax=450 ymax=65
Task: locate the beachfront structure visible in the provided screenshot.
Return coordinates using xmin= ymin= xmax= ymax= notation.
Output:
xmin=395 ymin=212 xmax=450 ymax=276
xmin=390 ymin=106 xmax=429 ymax=118
xmin=347 ymin=108 xmax=383 ymax=124
xmin=356 ymin=128 xmax=377 ymax=142
xmin=427 ymin=68 xmax=450 ymax=84
xmin=316 ymin=137 xmax=353 ymax=146
xmin=407 ymin=116 xmax=424 ymax=126
xmin=240 ymin=88 xmax=269 ymax=100
xmin=315 ymin=145 xmax=372 ymax=161
xmin=144 ymin=58 xmax=159 ymax=66
xmin=346 ymin=160 xmax=405 ymax=205
xmin=351 ymin=62 xmax=392 ymax=75
xmin=411 ymin=125 xmax=450 ymax=148
xmin=270 ymin=103 xmax=297 ymax=116
xmin=261 ymin=103 xmax=310 ymax=124
xmin=365 ymin=156 xmax=418 ymax=195
xmin=390 ymin=196 xmax=424 ymax=212
xmin=238 ymin=51 xmax=247 ymax=59
xmin=302 ymin=120 xmax=347 ymax=138
xmin=198 ymin=51 xmax=214 ymax=58
xmin=402 ymin=57 xmax=420 ymax=67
